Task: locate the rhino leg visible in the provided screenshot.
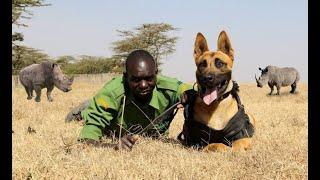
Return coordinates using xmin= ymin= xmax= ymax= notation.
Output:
xmin=31 ymin=88 xmax=34 ymax=97
xmin=268 ymin=83 xmax=274 ymax=95
xmin=47 ymin=85 xmax=54 ymax=102
xmin=24 ymin=86 xmax=33 ymax=100
xmin=276 ymin=85 xmax=281 ymax=95
xmin=34 ymin=85 xmax=42 ymax=102
xmin=290 ymin=82 xmax=297 ymax=93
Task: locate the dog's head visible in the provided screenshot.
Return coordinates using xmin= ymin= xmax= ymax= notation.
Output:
xmin=193 ymin=31 xmax=234 ymax=106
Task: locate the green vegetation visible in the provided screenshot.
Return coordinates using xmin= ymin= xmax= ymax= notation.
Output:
xmin=12 ymin=45 xmax=51 ymax=75
xmin=12 ymin=53 xmax=124 ymax=75
xmin=57 ymin=56 xmax=124 ymax=75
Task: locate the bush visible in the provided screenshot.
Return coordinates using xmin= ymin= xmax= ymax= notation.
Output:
xmin=60 ymin=58 xmax=124 ymax=75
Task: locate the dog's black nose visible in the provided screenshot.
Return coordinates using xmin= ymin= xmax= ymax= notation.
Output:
xmin=204 ymin=74 xmax=214 ymax=82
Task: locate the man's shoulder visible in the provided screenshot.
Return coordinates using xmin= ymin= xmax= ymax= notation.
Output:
xmin=100 ymin=76 xmax=125 ymax=99
xmin=156 ymin=75 xmax=183 ymax=91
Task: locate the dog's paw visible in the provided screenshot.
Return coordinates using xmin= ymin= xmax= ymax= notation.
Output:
xmin=203 ymin=143 xmax=229 ymax=152
xmin=231 ymin=138 xmax=252 ymax=152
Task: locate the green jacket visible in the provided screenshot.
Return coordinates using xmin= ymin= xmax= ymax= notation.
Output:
xmin=79 ymin=75 xmax=192 ymax=141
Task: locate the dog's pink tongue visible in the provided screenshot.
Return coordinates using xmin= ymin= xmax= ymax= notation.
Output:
xmin=203 ymin=89 xmax=217 ymax=105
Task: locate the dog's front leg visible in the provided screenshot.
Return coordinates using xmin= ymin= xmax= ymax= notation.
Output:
xmin=203 ymin=143 xmax=230 ymax=152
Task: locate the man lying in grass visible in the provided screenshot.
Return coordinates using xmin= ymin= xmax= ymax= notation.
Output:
xmin=75 ymin=50 xmax=191 ymax=150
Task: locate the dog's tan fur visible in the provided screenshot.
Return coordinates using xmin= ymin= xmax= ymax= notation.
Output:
xmin=193 ymin=31 xmax=256 ymax=152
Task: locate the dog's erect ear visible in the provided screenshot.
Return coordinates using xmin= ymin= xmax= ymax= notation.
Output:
xmin=194 ymin=33 xmax=209 ymax=61
xmin=217 ymin=31 xmax=234 ymax=61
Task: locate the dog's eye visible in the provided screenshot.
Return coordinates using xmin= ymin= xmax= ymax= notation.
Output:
xmin=199 ymin=60 xmax=207 ymax=68
xmin=215 ymin=58 xmax=225 ymax=68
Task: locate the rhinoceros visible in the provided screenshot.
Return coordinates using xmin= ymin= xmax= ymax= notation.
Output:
xmin=255 ymin=65 xmax=300 ymax=95
xmin=19 ymin=61 xmax=74 ymax=102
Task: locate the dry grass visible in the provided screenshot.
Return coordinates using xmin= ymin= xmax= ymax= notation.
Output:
xmin=13 ymin=77 xmax=308 ymax=179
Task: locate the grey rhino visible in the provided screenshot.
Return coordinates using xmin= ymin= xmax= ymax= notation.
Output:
xmin=19 ymin=61 xmax=74 ymax=102
xmin=255 ymin=65 xmax=300 ymax=95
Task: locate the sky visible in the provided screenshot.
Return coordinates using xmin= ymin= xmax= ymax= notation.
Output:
xmin=13 ymin=0 xmax=308 ymax=83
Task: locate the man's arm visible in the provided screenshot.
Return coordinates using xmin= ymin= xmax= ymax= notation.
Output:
xmin=79 ymin=90 xmax=119 ymax=142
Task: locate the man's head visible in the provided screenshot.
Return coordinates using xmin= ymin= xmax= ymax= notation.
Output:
xmin=124 ymin=50 xmax=157 ymax=102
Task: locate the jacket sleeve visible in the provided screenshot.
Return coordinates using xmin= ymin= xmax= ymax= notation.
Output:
xmin=175 ymin=82 xmax=193 ymax=102
xmin=78 ymin=88 xmax=120 ymax=141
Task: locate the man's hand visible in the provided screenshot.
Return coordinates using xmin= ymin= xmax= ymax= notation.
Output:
xmin=177 ymin=91 xmax=189 ymax=108
xmin=179 ymin=89 xmax=196 ymax=108
xmin=114 ymin=134 xmax=139 ymax=151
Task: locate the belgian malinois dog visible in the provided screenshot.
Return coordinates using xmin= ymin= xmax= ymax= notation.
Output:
xmin=178 ymin=31 xmax=256 ymax=152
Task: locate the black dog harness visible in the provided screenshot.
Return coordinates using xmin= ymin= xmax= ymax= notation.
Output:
xmin=178 ymin=81 xmax=254 ymax=148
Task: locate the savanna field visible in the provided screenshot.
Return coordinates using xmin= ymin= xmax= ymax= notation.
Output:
xmin=12 ymin=74 xmax=308 ymax=179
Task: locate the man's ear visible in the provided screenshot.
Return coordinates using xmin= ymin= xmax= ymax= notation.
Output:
xmin=217 ymin=30 xmax=234 ymax=61
xmin=194 ymin=32 xmax=209 ymax=62
xmin=123 ymin=72 xmax=128 ymax=79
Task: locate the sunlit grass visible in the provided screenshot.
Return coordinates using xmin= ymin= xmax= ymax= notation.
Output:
xmin=13 ymin=76 xmax=307 ymax=179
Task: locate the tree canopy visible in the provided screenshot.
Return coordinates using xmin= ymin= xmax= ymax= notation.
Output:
xmin=12 ymin=0 xmax=50 ymax=45
xmin=12 ymin=45 xmax=51 ymax=74
xmin=56 ymin=56 xmax=124 ymax=75
xmin=12 ymin=0 xmax=51 ymax=75
xmin=111 ymin=23 xmax=179 ymax=69
xmin=12 ymin=0 xmax=50 ymax=27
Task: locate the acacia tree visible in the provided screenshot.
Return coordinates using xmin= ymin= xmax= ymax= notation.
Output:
xmin=12 ymin=0 xmax=50 ymax=27
xmin=111 ymin=23 xmax=179 ymax=69
xmin=12 ymin=0 xmax=50 ymax=73
xmin=12 ymin=45 xmax=50 ymax=74
xmin=12 ymin=0 xmax=50 ymax=45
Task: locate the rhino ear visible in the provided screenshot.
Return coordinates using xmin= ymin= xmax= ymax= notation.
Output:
xmin=70 ymin=76 xmax=74 ymax=82
xmin=52 ymin=63 xmax=57 ymax=69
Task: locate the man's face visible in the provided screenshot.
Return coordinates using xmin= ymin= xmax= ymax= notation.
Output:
xmin=125 ymin=59 xmax=157 ymax=102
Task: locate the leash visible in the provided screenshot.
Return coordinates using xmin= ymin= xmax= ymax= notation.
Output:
xmin=130 ymin=100 xmax=162 ymax=136
xmin=118 ymin=95 xmax=126 ymax=140
xmin=130 ymin=100 xmax=181 ymax=136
